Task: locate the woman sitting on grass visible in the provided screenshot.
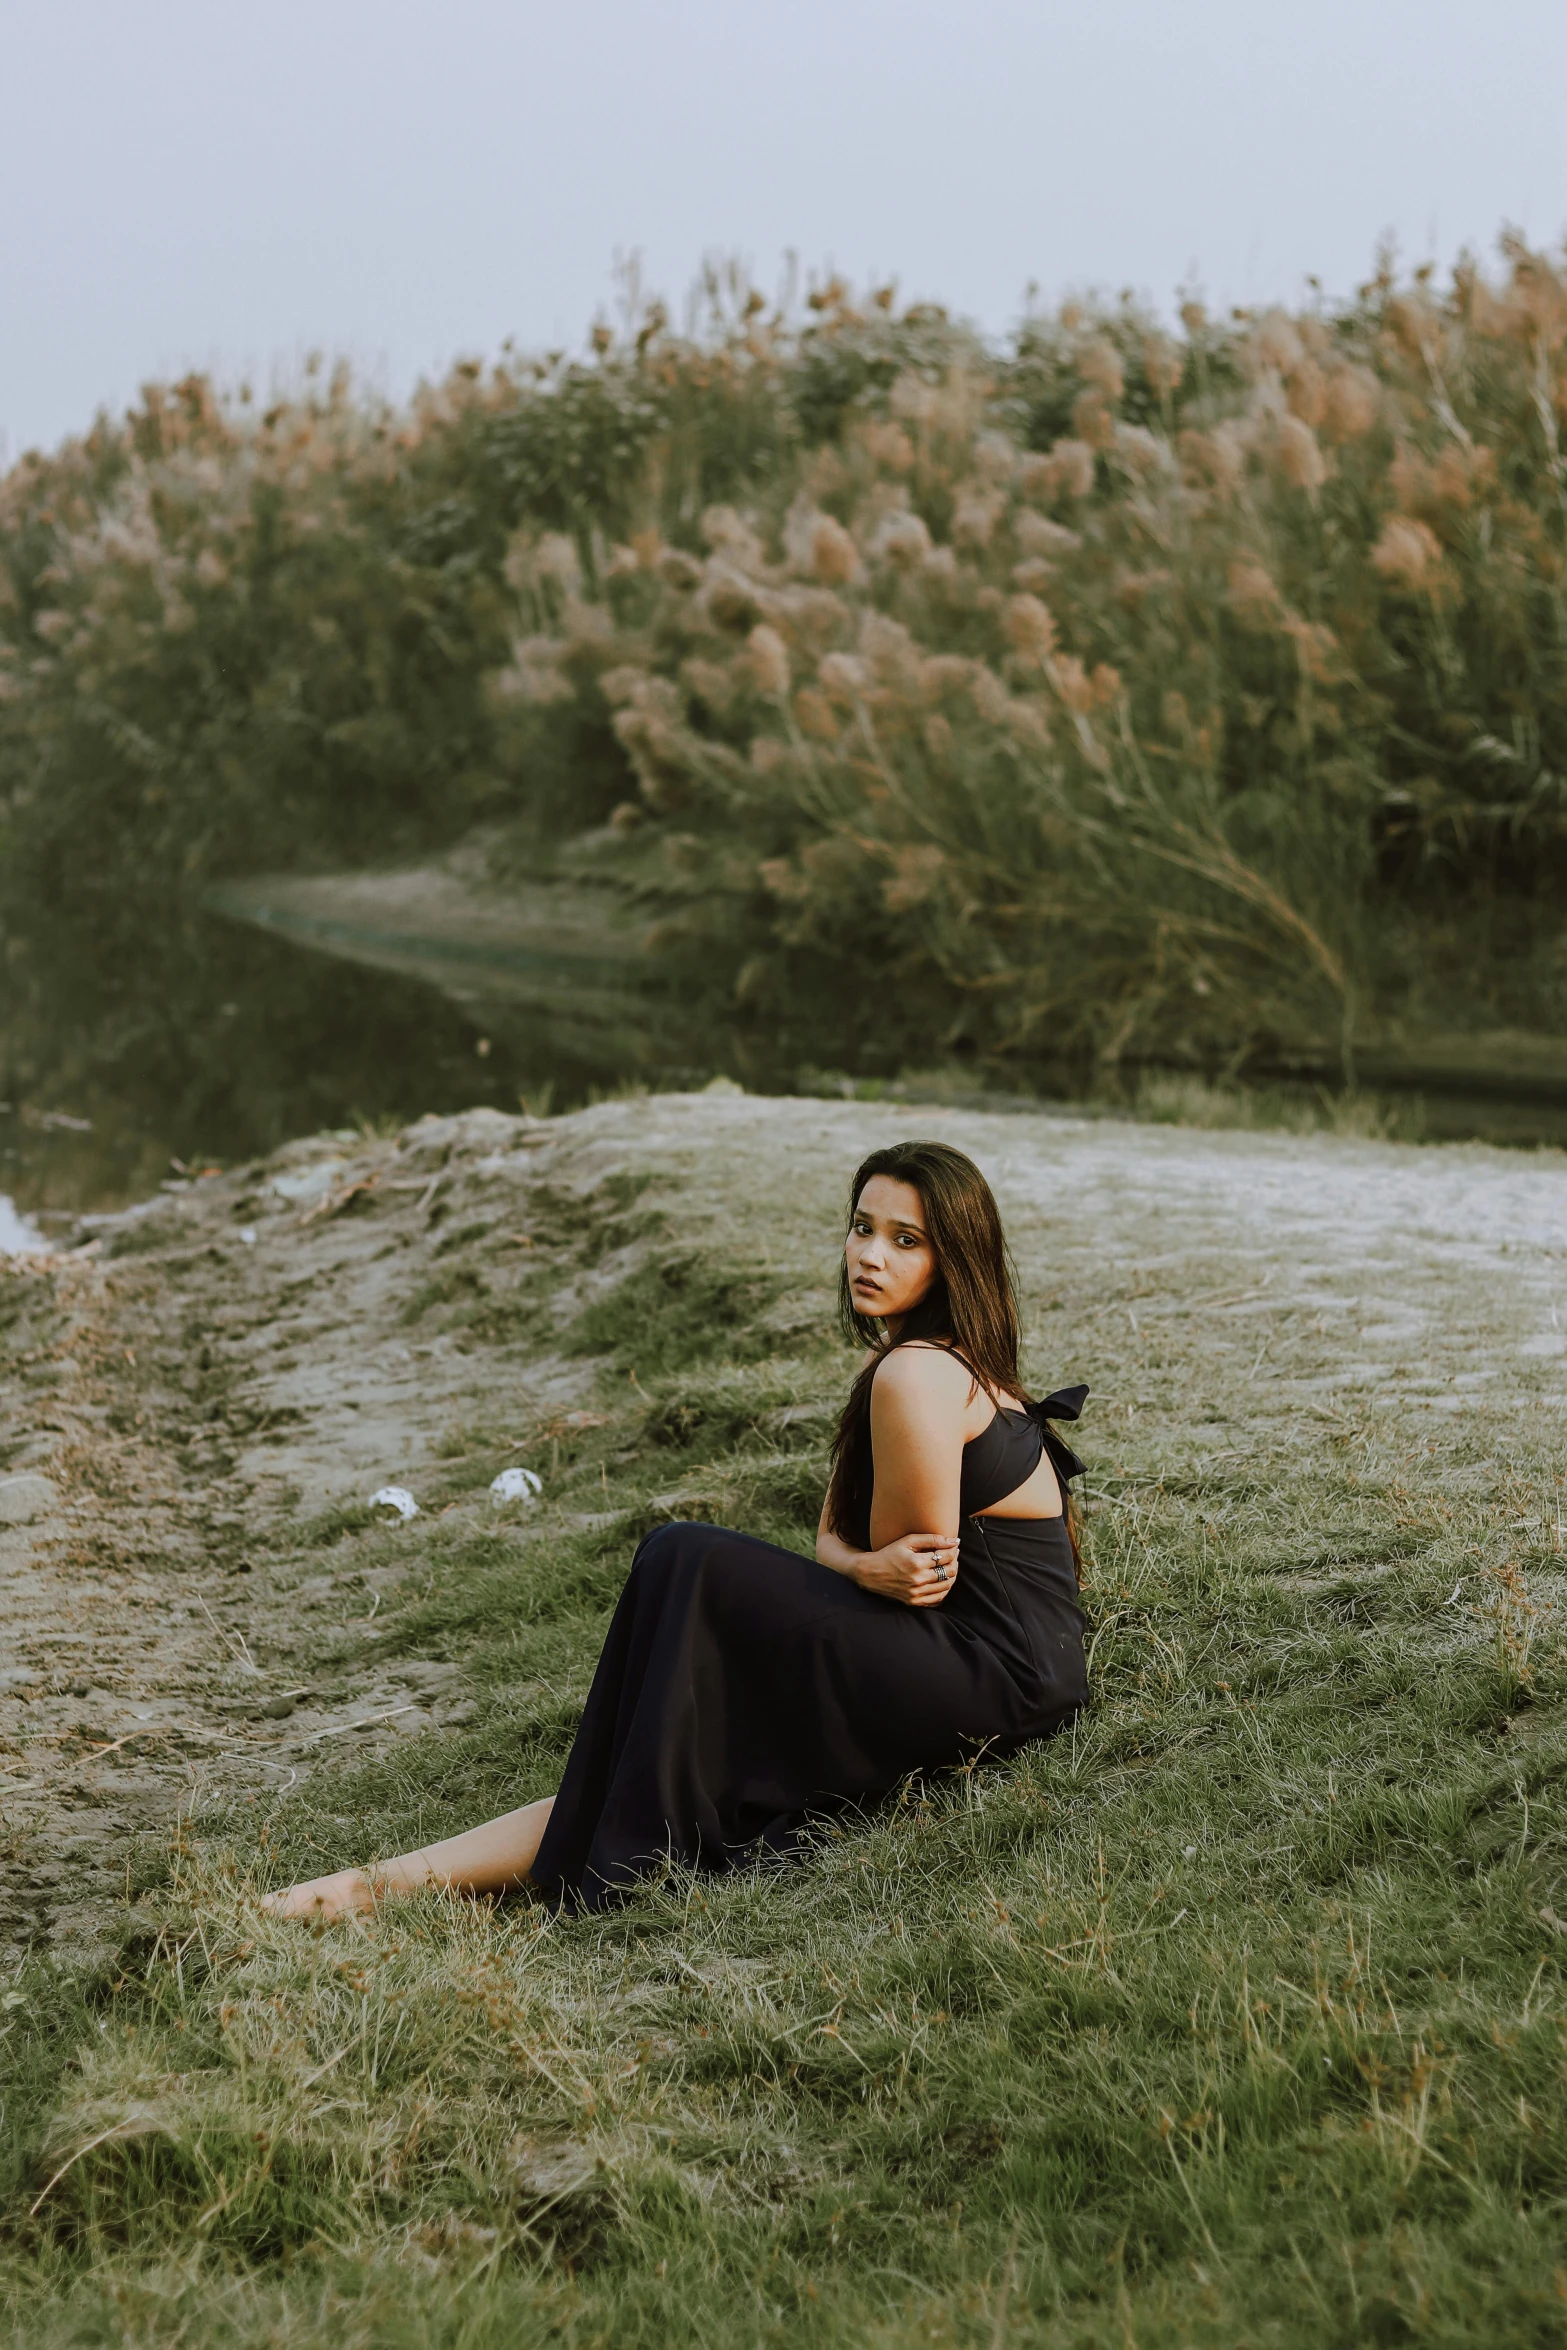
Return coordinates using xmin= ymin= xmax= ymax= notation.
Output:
xmin=266 ymin=1139 xmax=1089 ymax=1919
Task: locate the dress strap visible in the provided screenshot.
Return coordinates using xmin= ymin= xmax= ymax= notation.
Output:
xmin=882 ymin=1344 xmax=1090 ymax=1482
xmin=1028 ymin=1385 xmax=1090 ymax=1484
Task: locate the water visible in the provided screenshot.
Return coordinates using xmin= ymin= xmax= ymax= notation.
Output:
xmin=0 ymin=908 xmax=648 ymax=1239
xmin=3 ymin=903 xmax=1565 ymax=1255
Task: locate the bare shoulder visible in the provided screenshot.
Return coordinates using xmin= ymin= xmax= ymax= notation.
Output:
xmin=872 ymin=1344 xmax=974 ymax=1405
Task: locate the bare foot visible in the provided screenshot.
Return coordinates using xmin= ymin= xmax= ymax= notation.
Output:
xmin=262 ymin=1867 xmax=378 ymax=1922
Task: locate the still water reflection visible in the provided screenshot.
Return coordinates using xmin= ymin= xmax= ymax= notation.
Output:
xmin=4 ymin=906 xmax=1566 ymax=1253
xmin=0 ymin=910 xmax=655 ymax=1239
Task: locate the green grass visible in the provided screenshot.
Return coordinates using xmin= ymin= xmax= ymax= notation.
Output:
xmin=567 ymin=1254 xmax=787 ymax=1377
xmin=5 ymin=1115 xmax=1567 ymax=2345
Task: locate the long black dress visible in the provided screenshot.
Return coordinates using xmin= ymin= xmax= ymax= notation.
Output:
xmin=529 ymin=1382 xmax=1089 ymax=1910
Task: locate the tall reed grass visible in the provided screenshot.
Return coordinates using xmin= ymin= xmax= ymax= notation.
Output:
xmin=2 ymin=244 xmax=1565 ymax=1104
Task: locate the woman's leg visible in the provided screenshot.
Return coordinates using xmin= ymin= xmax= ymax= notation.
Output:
xmin=262 ymin=1796 xmax=554 ymax=1922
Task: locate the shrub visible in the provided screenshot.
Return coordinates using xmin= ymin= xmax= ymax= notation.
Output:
xmin=4 ymin=244 xmax=1567 ymax=1110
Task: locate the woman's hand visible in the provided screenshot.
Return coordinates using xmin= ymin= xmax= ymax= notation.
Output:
xmin=814 ymin=1479 xmax=959 ymax=1606
xmin=851 ymin=1531 xmax=960 ymax=1607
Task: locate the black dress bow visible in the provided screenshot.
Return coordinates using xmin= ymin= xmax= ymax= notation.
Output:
xmin=1029 ymin=1384 xmax=1089 ymax=1484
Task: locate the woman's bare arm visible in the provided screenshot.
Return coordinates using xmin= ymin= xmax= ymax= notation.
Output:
xmin=866 ymin=1346 xmax=969 ymax=1547
xmin=815 ymin=1505 xmax=958 ymax=1605
xmin=815 ymin=1348 xmax=971 ymax=1605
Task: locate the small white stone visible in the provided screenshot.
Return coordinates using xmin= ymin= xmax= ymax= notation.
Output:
xmin=238 ymin=1225 xmax=258 ymax=1246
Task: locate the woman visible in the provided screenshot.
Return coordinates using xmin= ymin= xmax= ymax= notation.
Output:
xmin=266 ymin=1140 xmax=1088 ymax=1920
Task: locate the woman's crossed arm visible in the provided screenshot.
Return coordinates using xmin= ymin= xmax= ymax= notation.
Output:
xmin=816 ymin=1346 xmax=972 ymax=1605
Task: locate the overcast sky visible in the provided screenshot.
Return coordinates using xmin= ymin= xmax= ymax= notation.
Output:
xmin=3 ymin=0 xmax=1566 ymax=460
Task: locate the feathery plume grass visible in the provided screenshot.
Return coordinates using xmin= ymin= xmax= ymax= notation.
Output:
xmin=4 ymin=235 xmax=1567 ymax=1109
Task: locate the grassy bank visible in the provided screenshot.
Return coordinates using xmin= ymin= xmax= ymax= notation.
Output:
xmin=3 ymin=1093 xmax=1566 ymax=2344
xmin=3 ymin=243 xmax=1567 ymax=1148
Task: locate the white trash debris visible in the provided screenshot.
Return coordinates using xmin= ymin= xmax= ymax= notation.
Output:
xmin=0 ymin=1196 xmax=48 ymax=1256
xmin=238 ymin=1226 xmax=258 ymax=1246
xmin=490 ymin=1467 xmax=543 ymax=1506
xmin=369 ymin=1486 xmax=419 ymax=1522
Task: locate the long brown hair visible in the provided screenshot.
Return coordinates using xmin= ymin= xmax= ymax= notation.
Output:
xmin=824 ymin=1140 xmax=1024 ymax=1548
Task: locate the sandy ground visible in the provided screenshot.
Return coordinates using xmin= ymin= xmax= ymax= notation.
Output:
xmin=3 ymin=1092 xmax=1565 ymax=1966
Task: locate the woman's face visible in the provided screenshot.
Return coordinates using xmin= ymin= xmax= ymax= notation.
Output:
xmin=846 ymin=1175 xmax=938 ymax=1327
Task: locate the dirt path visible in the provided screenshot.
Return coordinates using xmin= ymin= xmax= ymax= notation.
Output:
xmin=4 ymin=1092 xmax=1565 ymax=1967
xmin=0 ymin=1106 xmax=590 ymax=1963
